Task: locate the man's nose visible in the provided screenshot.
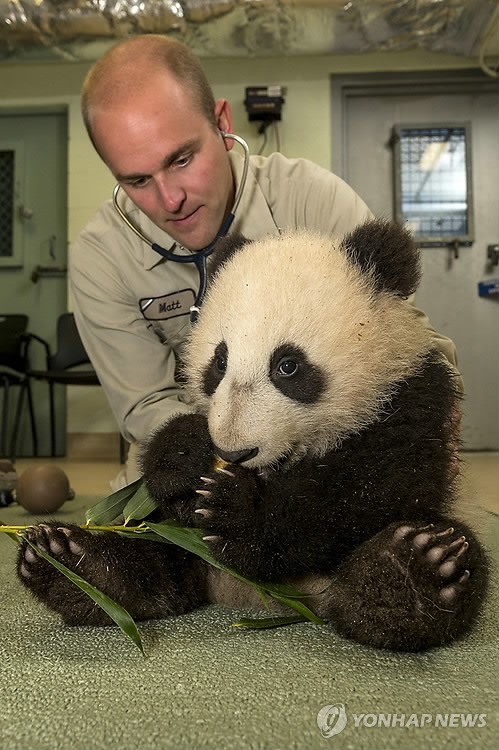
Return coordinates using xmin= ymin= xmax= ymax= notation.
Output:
xmin=155 ymin=174 xmax=186 ymax=213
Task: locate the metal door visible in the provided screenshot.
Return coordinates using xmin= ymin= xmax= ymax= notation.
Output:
xmin=332 ymin=73 xmax=499 ymax=450
xmin=0 ymin=111 xmax=68 ymax=456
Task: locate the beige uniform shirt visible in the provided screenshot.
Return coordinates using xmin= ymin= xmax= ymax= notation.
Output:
xmin=70 ymin=151 xmax=461 ymax=444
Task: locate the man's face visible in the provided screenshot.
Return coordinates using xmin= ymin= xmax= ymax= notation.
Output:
xmin=90 ymin=72 xmax=235 ymax=251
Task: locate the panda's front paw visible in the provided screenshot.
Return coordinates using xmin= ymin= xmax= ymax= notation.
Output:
xmin=193 ymin=464 xmax=260 ymax=566
xmin=140 ymin=413 xmax=215 ymax=512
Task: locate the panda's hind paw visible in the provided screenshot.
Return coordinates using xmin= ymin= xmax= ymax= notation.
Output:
xmin=386 ymin=522 xmax=473 ymax=606
xmin=17 ymin=522 xmax=88 ymax=590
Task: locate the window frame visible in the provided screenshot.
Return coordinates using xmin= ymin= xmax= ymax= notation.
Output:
xmin=392 ymin=121 xmax=474 ymax=248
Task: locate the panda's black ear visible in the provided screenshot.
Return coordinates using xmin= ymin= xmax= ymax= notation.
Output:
xmin=208 ymin=234 xmax=251 ymax=279
xmin=340 ymin=219 xmax=421 ymax=297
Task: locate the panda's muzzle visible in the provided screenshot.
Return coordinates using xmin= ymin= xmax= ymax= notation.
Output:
xmin=214 ymin=447 xmax=259 ymax=465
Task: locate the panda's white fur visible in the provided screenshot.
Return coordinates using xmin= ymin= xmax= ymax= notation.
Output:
xmin=185 ymin=230 xmax=431 ymax=470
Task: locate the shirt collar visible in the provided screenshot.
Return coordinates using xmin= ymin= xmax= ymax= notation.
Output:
xmin=227 ymin=150 xmax=278 ymax=241
xmin=122 ymin=149 xmax=279 ymax=271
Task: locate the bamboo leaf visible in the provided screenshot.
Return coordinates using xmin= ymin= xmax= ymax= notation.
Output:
xmin=123 ymin=483 xmax=158 ymax=523
xmin=146 ymin=521 xmax=325 ymax=625
xmin=260 ymin=581 xmax=321 ymax=600
xmin=255 ymin=586 xmax=271 ymax=611
xmin=6 ymin=516 xmax=323 ymax=646
xmin=268 ymin=593 xmax=325 ymax=625
xmin=146 ymin=521 xmax=227 ymax=569
xmin=22 ymin=536 xmax=144 ymax=654
xmin=85 ymin=478 xmax=144 ymax=525
xmin=233 ymin=615 xmax=308 ymax=629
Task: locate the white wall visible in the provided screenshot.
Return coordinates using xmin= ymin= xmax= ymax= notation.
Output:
xmin=0 ymin=48 xmax=485 ymax=435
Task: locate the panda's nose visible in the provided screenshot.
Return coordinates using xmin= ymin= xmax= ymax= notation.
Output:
xmin=214 ymin=447 xmax=259 ymax=464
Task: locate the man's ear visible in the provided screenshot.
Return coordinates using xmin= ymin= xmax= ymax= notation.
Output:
xmin=214 ymin=99 xmax=234 ymax=151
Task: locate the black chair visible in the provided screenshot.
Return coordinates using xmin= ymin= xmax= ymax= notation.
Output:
xmin=0 ymin=314 xmax=38 ymax=460
xmin=28 ymin=312 xmax=127 ymax=461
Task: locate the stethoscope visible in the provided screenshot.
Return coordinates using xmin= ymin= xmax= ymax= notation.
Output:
xmin=112 ymin=132 xmax=250 ymax=323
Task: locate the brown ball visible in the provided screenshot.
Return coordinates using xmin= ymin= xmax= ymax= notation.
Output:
xmin=16 ymin=465 xmax=74 ymax=514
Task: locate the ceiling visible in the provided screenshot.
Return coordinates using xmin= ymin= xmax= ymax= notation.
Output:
xmin=0 ymin=0 xmax=497 ymax=64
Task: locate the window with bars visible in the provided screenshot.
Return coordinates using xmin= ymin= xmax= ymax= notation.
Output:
xmin=392 ymin=123 xmax=474 ymax=247
xmin=0 ymin=141 xmax=24 ymax=268
xmin=0 ymin=149 xmax=14 ymax=258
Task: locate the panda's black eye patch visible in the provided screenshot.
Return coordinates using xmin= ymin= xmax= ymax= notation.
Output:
xmin=270 ymin=344 xmax=326 ymax=403
xmin=203 ymin=341 xmax=228 ymax=396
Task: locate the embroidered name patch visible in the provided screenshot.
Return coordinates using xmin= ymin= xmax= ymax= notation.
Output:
xmin=139 ymin=289 xmax=195 ymax=321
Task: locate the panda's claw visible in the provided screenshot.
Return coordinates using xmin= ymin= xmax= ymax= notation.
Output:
xmin=413 ymin=527 xmax=454 ymax=550
xmin=194 ymin=508 xmax=211 ymax=518
xmin=459 ymin=569 xmax=471 ymax=584
xmin=200 ymin=476 xmax=216 ymax=484
xmin=425 ymin=535 xmax=463 ymax=561
xmin=195 ymin=489 xmax=212 ymax=498
xmin=203 ymin=535 xmax=221 ymax=543
xmin=434 ymin=526 xmax=455 ymax=539
xmin=438 ymin=540 xmax=469 ymax=577
xmin=216 ymin=467 xmax=236 ymax=478
xmin=440 ymin=569 xmax=471 ymax=604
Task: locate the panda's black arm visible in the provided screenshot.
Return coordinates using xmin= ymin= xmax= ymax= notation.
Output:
xmin=140 ymin=413 xmax=217 ymax=524
xmin=193 ymin=460 xmax=374 ymax=580
xmin=193 ymin=428 xmax=456 ymax=583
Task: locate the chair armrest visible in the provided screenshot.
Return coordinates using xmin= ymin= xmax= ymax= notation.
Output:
xmin=22 ymin=333 xmax=52 ymax=367
xmin=0 ymin=365 xmax=26 ymax=381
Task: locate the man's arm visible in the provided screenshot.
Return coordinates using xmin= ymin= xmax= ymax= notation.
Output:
xmin=405 ymin=295 xmax=463 ymax=392
xmin=70 ymin=218 xmax=194 ymax=444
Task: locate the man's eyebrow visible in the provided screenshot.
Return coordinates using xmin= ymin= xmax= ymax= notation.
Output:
xmin=116 ymin=139 xmax=200 ymax=182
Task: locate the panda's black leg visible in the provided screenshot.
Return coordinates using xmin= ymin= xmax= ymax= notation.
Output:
xmin=319 ymin=519 xmax=489 ymax=651
xmin=17 ymin=522 xmax=207 ymax=626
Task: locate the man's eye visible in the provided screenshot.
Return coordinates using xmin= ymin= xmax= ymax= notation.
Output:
xmin=125 ymin=177 xmax=149 ymax=189
xmin=175 ymin=154 xmax=192 ymax=168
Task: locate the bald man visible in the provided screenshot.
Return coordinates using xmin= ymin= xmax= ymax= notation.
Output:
xmin=71 ymin=35 xmax=462 ymax=487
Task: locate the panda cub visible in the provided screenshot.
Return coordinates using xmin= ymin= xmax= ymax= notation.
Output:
xmin=17 ymin=219 xmax=488 ymax=652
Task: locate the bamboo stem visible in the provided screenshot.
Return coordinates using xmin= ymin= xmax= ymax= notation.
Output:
xmin=0 ymin=523 xmax=145 ymax=535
